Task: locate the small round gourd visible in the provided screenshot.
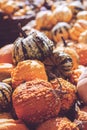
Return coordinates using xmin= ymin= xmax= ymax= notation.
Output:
xmin=44 ymin=51 xmax=73 ymax=79
xmin=69 ymin=19 xmax=87 ymax=41
xmin=52 ymin=22 xmax=71 ymax=43
xmin=68 ymin=1 xmax=84 ymax=15
xmin=12 ymin=30 xmax=54 ymax=65
xmin=0 ymin=82 xmax=12 ymax=112
xmin=36 ymin=10 xmax=53 ymax=30
xmin=52 ymin=5 xmax=72 ymax=25
xmin=77 ymin=11 xmax=87 ymax=20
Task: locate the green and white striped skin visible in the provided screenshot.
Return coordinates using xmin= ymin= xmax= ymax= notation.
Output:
xmin=44 ymin=51 xmax=73 ymax=79
xmin=0 ymin=82 xmax=12 ymax=112
xmin=12 ymin=30 xmax=54 ymax=65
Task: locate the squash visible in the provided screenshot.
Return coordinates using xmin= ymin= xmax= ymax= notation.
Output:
xmin=36 ymin=10 xmax=53 ymax=30
xmin=77 ymin=11 xmax=87 ymax=20
xmin=52 ymin=5 xmax=72 ymax=25
xmin=0 ymin=82 xmax=12 ymax=112
xmin=12 ymin=29 xmax=54 ymax=65
xmin=51 ymin=22 xmax=71 ymax=43
xmin=43 ymin=50 xmax=73 ymax=79
xmin=69 ymin=19 xmax=87 ymax=41
xmin=11 ymin=60 xmax=48 ymax=88
xmin=12 ymin=79 xmax=61 ymax=125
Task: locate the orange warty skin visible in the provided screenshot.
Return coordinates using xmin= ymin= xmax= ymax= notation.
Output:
xmin=36 ymin=117 xmax=79 ymax=130
xmin=12 ymin=79 xmax=61 ymax=125
xmin=0 ymin=44 xmax=14 ymax=64
xmin=0 ymin=119 xmax=29 ymax=130
xmin=11 ymin=60 xmax=48 ymax=88
xmin=50 ymin=78 xmax=77 ymax=112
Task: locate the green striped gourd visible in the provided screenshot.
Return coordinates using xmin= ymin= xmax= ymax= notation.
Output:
xmin=12 ymin=30 xmax=54 ymax=65
xmin=0 ymin=82 xmax=12 ymax=112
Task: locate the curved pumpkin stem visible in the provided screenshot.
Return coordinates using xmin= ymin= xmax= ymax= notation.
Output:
xmin=61 ymin=36 xmax=67 ymax=47
xmin=18 ymin=23 xmax=27 ymax=38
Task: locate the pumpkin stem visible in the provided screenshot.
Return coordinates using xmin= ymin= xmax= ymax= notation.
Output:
xmin=18 ymin=23 xmax=27 ymax=38
xmin=61 ymin=36 xmax=67 ymax=47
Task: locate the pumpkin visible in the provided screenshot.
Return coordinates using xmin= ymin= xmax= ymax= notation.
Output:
xmin=12 ymin=79 xmax=61 ymax=125
xmin=0 ymin=63 xmax=14 ymax=82
xmin=0 ymin=82 xmax=12 ymax=112
xmin=0 ymin=119 xmax=29 ymax=130
xmin=78 ymin=30 xmax=87 ymax=43
xmin=43 ymin=50 xmax=73 ymax=79
xmin=69 ymin=19 xmax=87 ymax=41
xmin=77 ymin=11 xmax=87 ymax=20
xmin=36 ymin=10 xmax=53 ymax=30
xmin=36 ymin=117 xmax=79 ymax=130
xmin=11 ymin=60 xmax=48 ymax=88
xmin=12 ymin=29 xmax=54 ymax=65
xmin=51 ymin=22 xmax=71 ymax=43
xmin=50 ymin=78 xmax=77 ymax=113
xmin=52 ymin=5 xmax=72 ymax=25
xmin=0 ymin=44 xmax=14 ymax=63
xmin=77 ymin=68 xmax=87 ymax=104
xmin=68 ymin=1 xmax=84 ymax=15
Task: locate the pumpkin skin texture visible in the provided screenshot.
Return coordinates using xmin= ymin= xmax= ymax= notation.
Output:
xmin=50 ymin=78 xmax=77 ymax=113
xmin=12 ymin=30 xmax=54 ymax=65
xmin=12 ymin=79 xmax=61 ymax=125
xmin=78 ymin=30 xmax=87 ymax=43
xmin=52 ymin=22 xmax=71 ymax=43
xmin=0 ymin=82 xmax=12 ymax=112
xmin=36 ymin=117 xmax=79 ymax=130
xmin=77 ymin=68 xmax=87 ymax=104
xmin=11 ymin=60 xmax=48 ymax=88
xmin=0 ymin=119 xmax=29 ymax=130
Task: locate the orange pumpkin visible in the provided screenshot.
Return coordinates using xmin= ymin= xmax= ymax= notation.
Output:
xmin=0 ymin=44 xmax=14 ymax=64
xmin=11 ymin=60 xmax=48 ymax=88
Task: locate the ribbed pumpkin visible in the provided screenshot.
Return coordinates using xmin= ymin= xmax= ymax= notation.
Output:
xmin=68 ymin=1 xmax=84 ymax=15
xmin=52 ymin=5 xmax=72 ymax=25
xmin=77 ymin=11 xmax=87 ymax=20
xmin=36 ymin=10 xmax=53 ymax=30
xmin=51 ymin=22 xmax=71 ymax=43
xmin=69 ymin=19 xmax=87 ymax=41
xmin=12 ymin=30 xmax=54 ymax=65
xmin=78 ymin=30 xmax=87 ymax=43
xmin=0 ymin=82 xmax=12 ymax=112
xmin=12 ymin=79 xmax=61 ymax=125
xmin=43 ymin=50 xmax=73 ymax=79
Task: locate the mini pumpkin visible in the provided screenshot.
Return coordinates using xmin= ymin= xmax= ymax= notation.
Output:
xmin=12 ymin=29 xmax=54 ymax=65
xmin=0 ymin=82 xmax=12 ymax=112
xmin=77 ymin=11 xmax=87 ymax=20
xmin=43 ymin=50 xmax=73 ymax=79
xmin=52 ymin=5 xmax=72 ymax=25
xmin=69 ymin=19 xmax=87 ymax=41
xmin=51 ymin=22 xmax=71 ymax=43
xmin=36 ymin=10 xmax=53 ymax=30
xmin=78 ymin=30 xmax=87 ymax=43
xmin=68 ymin=1 xmax=84 ymax=15
xmin=11 ymin=60 xmax=48 ymax=88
